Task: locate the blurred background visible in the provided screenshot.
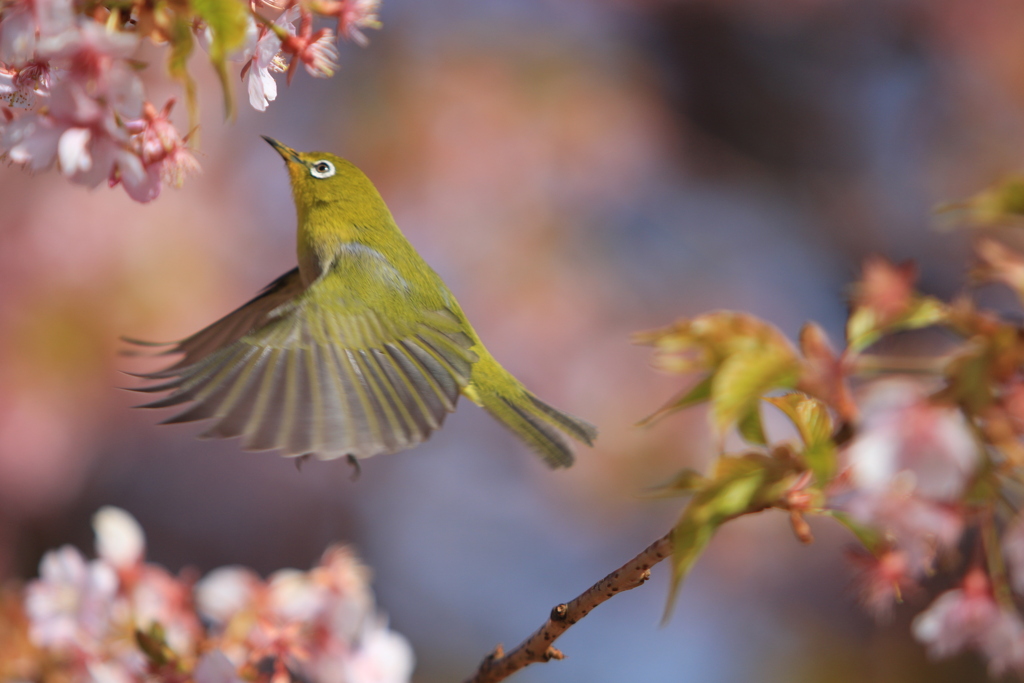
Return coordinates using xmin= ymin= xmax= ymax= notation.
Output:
xmin=2 ymin=0 xmax=1022 ymax=680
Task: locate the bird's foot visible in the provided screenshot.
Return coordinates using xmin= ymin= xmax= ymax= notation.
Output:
xmin=346 ymin=454 xmax=361 ymax=481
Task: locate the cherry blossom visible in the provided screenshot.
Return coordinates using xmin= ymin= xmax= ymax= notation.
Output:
xmin=12 ymin=507 xmax=414 ymax=683
xmin=297 ymin=29 xmax=340 ymax=79
xmin=912 ymin=569 xmax=1024 ymax=675
xmin=314 ymin=0 xmax=381 ymax=47
xmin=279 ymin=9 xmax=339 ymax=82
xmin=24 ymin=545 xmax=118 ymax=652
xmin=125 ymin=100 xmax=199 ymax=189
xmin=845 ymin=486 xmax=963 ymax=571
xmin=847 ymin=548 xmax=918 ymax=621
xmin=1 ymin=0 xmax=381 ymax=196
xmin=243 ymin=6 xmax=299 ymax=112
xmin=844 ymin=379 xmax=978 ymax=501
xmin=0 ymin=0 xmax=75 ymax=66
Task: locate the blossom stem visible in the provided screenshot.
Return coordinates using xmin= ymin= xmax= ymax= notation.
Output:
xmin=850 ymin=354 xmax=952 ymax=376
xmin=981 ymin=506 xmax=1013 ymax=606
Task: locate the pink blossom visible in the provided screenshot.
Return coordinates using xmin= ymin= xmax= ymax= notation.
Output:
xmin=243 ymin=7 xmax=298 ymax=112
xmin=0 ymin=3 xmax=38 ymax=66
xmin=129 ymin=565 xmax=201 ymax=656
xmin=319 ymin=622 xmax=415 ymax=683
xmin=37 ymin=17 xmax=139 ymax=70
xmin=125 ymin=100 xmax=200 ymax=188
xmin=315 ymin=0 xmax=381 ymax=47
xmin=0 ymin=62 xmax=50 ymax=109
xmin=847 ymin=548 xmax=917 ymax=621
xmin=267 ymin=568 xmax=323 ymax=623
xmin=2 ymin=113 xmax=63 ymax=169
xmin=312 ymin=545 xmax=373 ymax=639
xmin=300 ymin=30 xmax=339 ymax=78
xmin=912 ymin=570 xmax=1024 ymax=675
xmin=0 ymin=0 xmax=74 ymax=66
xmin=845 ymin=380 xmax=978 ymax=501
xmin=85 ymin=661 xmax=139 ymax=683
xmin=846 ymin=487 xmax=963 ymax=571
xmin=24 ymin=545 xmax=118 ymax=652
xmin=1 ymin=16 xmax=152 ymax=198
xmin=195 ymin=566 xmax=263 ymax=624
xmin=278 ymin=10 xmax=338 ymax=82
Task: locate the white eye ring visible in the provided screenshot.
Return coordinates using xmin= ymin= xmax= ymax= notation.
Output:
xmin=310 ymin=160 xmax=335 ymax=179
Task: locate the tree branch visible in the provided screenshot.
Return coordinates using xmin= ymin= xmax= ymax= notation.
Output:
xmin=462 ymin=530 xmax=674 ymax=683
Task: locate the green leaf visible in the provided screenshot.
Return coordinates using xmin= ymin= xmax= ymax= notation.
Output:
xmin=637 ymin=374 xmax=713 ymax=427
xmin=801 ymin=440 xmax=836 ymax=483
xmin=663 ymin=455 xmax=777 ymax=619
xmin=192 ymin=0 xmax=249 ymax=119
xmin=737 ymin=405 xmax=766 ymax=446
xmin=765 ymin=393 xmax=836 ymax=481
xmin=711 ymin=348 xmax=799 ymax=434
xmin=642 ymin=468 xmax=708 ymax=498
xmin=766 ymin=395 xmax=827 ymax=447
xmin=847 ymin=296 xmax=947 ymax=353
xmin=166 ymin=16 xmax=197 ymax=127
xmin=794 ymin=396 xmax=832 ymax=446
xmin=663 ymin=512 xmax=717 ymax=622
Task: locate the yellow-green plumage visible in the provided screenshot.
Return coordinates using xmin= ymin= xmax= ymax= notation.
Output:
xmin=130 ymin=137 xmax=597 ymax=467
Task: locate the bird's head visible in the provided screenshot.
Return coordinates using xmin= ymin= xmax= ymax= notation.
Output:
xmin=262 ymin=136 xmax=384 ymax=216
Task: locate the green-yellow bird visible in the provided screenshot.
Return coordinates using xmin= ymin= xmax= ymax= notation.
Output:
xmin=129 ymin=137 xmax=597 ymax=468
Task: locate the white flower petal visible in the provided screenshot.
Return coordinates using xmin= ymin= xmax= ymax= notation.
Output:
xmin=93 ymin=506 xmax=145 ymax=568
xmin=195 ymin=566 xmax=261 ymax=624
xmin=57 ymin=127 xmax=92 ymax=175
xmin=344 ymin=625 xmax=416 ymax=683
xmin=5 ymin=116 xmax=62 ymax=170
xmin=0 ymin=7 xmax=37 ymax=66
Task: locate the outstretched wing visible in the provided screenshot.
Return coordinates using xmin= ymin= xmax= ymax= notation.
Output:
xmin=128 ymin=268 xmax=477 ymax=460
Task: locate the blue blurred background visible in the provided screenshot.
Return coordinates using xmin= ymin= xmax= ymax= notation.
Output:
xmin=1 ymin=0 xmax=1019 ymax=680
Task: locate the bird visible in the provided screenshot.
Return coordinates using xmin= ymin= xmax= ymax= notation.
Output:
xmin=126 ymin=137 xmax=597 ymax=469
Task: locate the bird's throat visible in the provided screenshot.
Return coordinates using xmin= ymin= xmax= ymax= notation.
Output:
xmin=297 ymin=216 xmax=360 ymax=285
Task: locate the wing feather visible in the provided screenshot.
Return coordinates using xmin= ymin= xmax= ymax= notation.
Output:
xmin=241 ymin=348 xmax=289 ymax=451
xmin=200 ymin=347 xmax=274 ymax=439
xmin=384 ymin=342 xmax=452 ymax=421
xmin=359 ymin=348 xmax=424 ymax=444
xmin=130 ymin=265 xmax=477 ymax=460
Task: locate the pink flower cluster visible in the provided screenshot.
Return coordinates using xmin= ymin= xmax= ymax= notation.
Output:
xmin=240 ymin=0 xmax=379 ymax=112
xmin=0 ymin=0 xmax=381 ymax=200
xmin=0 ymin=0 xmax=199 ymax=202
xmin=837 ymin=378 xmax=1024 ymax=675
xmin=19 ymin=507 xmax=413 ymax=683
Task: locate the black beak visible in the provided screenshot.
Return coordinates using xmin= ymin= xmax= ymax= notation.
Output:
xmin=262 ymin=136 xmax=303 ymax=165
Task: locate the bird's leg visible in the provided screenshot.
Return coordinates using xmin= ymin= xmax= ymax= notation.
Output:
xmin=294 ymin=454 xmax=312 ymax=471
xmin=346 ymin=454 xmax=362 ymax=481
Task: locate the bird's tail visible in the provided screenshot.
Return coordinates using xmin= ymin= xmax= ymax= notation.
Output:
xmin=465 ymin=354 xmax=598 ymax=468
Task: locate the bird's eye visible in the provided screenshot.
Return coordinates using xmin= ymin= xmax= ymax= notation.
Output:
xmin=310 ymin=160 xmax=335 ymax=179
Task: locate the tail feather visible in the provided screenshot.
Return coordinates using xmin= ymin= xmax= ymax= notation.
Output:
xmin=497 ymin=395 xmax=577 ymax=468
xmin=525 ymin=394 xmax=598 ymax=446
xmin=469 ymin=355 xmax=597 ymax=468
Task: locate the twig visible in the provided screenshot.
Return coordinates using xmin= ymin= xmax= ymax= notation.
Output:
xmin=462 ymin=530 xmax=674 ymax=683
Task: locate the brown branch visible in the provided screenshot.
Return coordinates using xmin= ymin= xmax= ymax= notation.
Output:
xmin=462 ymin=530 xmax=674 ymax=683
